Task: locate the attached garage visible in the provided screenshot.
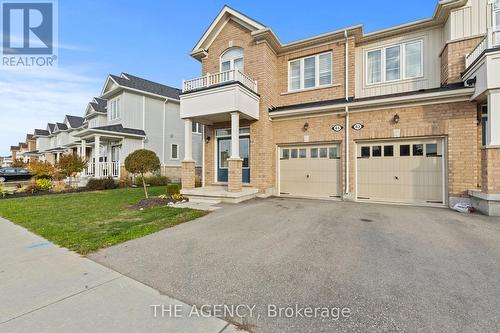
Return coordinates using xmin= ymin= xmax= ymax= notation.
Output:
xmin=279 ymin=143 xmax=342 ymax=199
xmin=356 ymin=138 xmax=446 ymax=205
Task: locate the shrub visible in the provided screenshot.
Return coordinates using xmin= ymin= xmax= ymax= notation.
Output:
xmin=35 ymin=178 xmax=53 ymax=191
xmin=135 ymin=175 xmax=170 ymax=187
xmin=12 ymin=158 xmax=27 ymax=168
xmin=124 ymin=149 xmax=161 ymax=198
xmin=0 ymin=185 xmax=13 ymax=197
xmin=27 ymin=160 xmax=55 ymax=180
xmin=85 ymin=178 xmax=118 ymax=191
xmin=166 ymin=183 xmax=180 ymax=196
xmin=57 ymin=154 xmax=87 ymax=186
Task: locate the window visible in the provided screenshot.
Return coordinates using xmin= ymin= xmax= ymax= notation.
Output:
xmin=291 ymin=149 xmax=298 ymax=159
xmin=495 ymin=0 xmax=500 ymax=27
xmin=171 ymin=144 xmax=179 ymax=160
xmin=299 ymin=148 xmax=307 ymax=158
xmin=372 ymin=146 xmax=382 ymax=157
xmin=426 ymin=144 xmax=438 ymax=157
xmin=220 ymin=47 xmax=244 ymax=72
xmin=413 ymin=144 xmax=424 ymax=156
xmin=192 ymin=122 xmax=202 ymax=134
xmin=319 ymin=148 xmax=328 ymax=158
xmin=89 ymin=118 xmax=98 ymax=128
xmin=366 ymin=40 xmax=423 ymax=85
xmin=361 ymin=146 xmax=370 ymax=158
xmin=108 ymin=97 xmax=121 ymax=121
xmin=282 ymin=149 xmax=289 ymax=160
xmin=400 ymin=145 xmax=410 ymax=156
xmin=329 ymin=147 xmax=338 ymax=159
xmin=384 ymin=145 xmax=394 ymax=157
xmin=288 ymin=52 xmax=332 ymax=91
xmin=481 ymin=105 xmax=488 ymax=146
xmin=310 ymin=148 xmax=318 ymax=158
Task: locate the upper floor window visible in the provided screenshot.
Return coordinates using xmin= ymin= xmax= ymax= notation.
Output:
xmin=288 ymin=52 xmax=332 ymax=92
xmin=108 ymin=97 xmax=121 ymax=121
xmin=192 ymin=122 xmax=203 ymax=134
xmin=366 ymin=40 xmax=423 ymax=85
xmin=89 ymin=118 xmax=98 ymax=128
xmin=220 ymin=47 xmax=244 ymax=72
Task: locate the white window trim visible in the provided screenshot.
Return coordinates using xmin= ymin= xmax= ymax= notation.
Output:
xmin=108 ymin=97 xmax=122 ymax=121
xmin=219 ymin=47 xmax=244 ymax=72
xmin=287 ymin=51 xmax=333 ymax=92
xmin=365 ymin=39 xmax=424 ymax=86
xmin=192 ymin=122 xmax=202 ymax=134
xmin=170 ymin=143 xmax=179 ymax=160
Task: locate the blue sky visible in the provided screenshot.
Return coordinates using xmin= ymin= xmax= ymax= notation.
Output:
xmin=0 ymin=0 xmax=437 ymax=156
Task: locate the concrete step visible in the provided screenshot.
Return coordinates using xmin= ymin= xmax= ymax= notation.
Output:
xmin=186 ymin=196 xmax=222 ymax=205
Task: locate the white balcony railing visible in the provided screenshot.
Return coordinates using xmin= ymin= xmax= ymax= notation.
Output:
xmin=466 ymin=27 xmax=500 ymax=69
xmin=182 ymin=69 xmax=258 ymax=94
xmin=85 ymin=161 xmax=120 ymax=178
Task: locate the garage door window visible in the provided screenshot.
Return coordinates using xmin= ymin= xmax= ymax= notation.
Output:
xmin=319 ymin=148 xmax=328 ymax=158
xmin=384 ymin=145 xmax=394 ymax=157
xmin=426 ymin=144 xmax=438 ymax=157
xmin=360 ymin=146 xmax=370 ymax=158
xmin=282 ymin=149 xmax=289 ymax=160
xmin=299 ymin=148 xmax=307 ymax=158
xmin=400 ymin=145 xmax=410 ymax=156
xmin=372 ymin=146 xmax=382 ymax=157
xmin=291 ymin=149 xmax=298 ymax=158
xmin=310 ymin=148 xmax=318 ymax=158
xmin=413 ymin=144 xmax=424 ymax=156
xmin=329 ymin=147 xmax=338 ymax=159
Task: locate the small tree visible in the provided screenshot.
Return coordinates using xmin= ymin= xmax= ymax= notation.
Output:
xmin=124 ymin=149 xmax=160 ymax=198
xmin=27 ymin=160 xmax=55 ymax=179
xmin=12 ymin=158 xmax=26 ymax=168
xmin=57 ymin=154 xmax=87 ymax=186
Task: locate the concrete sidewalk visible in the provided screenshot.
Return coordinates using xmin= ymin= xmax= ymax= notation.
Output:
xmin=0 ymin=217 xmax=241 ymax=333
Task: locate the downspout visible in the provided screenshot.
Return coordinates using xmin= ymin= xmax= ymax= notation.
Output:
xmin=162 ymin=99 xmax=167 ymax=171
xmin=202 ymin=124 xmax=205 ymax=187
xmin=344 ymin=30 xmax=350 ymax=198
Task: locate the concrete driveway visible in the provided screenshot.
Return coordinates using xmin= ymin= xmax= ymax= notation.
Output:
xmin=91 ymin=198 xmax=500 ymax=333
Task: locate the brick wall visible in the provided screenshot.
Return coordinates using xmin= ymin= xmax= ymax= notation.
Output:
xmin=481 ymin=147 xmax=500 ymax=194
xmin=440 ymin=36 xmax=484 ymax=85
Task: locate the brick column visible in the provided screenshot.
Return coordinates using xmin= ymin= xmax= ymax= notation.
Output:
xmin=481 ymin=147 xmax=500 ymax=194
xmin=227 ymin=158 xmax=243 ymax=192
xmin=181 ymin=160 xmax=196 ymax=190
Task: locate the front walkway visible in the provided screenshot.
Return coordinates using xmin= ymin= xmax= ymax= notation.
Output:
xmin=0 ymin=218 xmax=242 ymax=333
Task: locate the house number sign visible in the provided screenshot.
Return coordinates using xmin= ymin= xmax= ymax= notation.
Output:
xmin=332 ymin=124 xmax=343 ymax=132
xmin=352 ymin=123 xmax=364 ymax=131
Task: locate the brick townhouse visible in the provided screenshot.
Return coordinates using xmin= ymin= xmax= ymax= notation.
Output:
xmin=179 ymin=0 xmax=500 ymax=215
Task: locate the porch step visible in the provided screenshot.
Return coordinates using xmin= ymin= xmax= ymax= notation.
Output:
xmin=182 ymin=186 xmax=259 ymax=204
xmin=187 ymin=197 xmax=222 ymax=205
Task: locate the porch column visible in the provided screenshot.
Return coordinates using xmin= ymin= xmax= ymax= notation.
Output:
xmin=181 ymin=119 xmax=195 ymax=190
xmin=80 ymin=139 xmax=86 ymax=159
xmin=487 ymin=90 xmax=500 ymax=146
xmin=228 ymin=112 xmax=242 ymax=193
xmin=481 ymin=90 xmax=500 ymax=196
xmin=94 ymin=135 xmax=101 ymax=178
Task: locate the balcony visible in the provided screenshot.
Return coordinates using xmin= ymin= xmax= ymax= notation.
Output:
xmin=465 ymin=27 xmax=500 ymax=69
xmin=180 ymin=70 xmax=260 ymax=124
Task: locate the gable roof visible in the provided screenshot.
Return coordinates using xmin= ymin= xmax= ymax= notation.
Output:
xmin=26 ymin=134 xmax=34 ymax=141
xmin=19 ymin=142 xmax=28 ymax=149
xmin=34 ymin=129 xmax=50 ymax=136
xmin=93 ymin=124 xmax=146 ymax=136
xmin=54 ymin=122 xmax=68 ymax=131
xmin=10 ymin=146 xmax=19 ymax=151
xmin=65 ymin=115 xmax=85 ymax=129
xmin=101 ymin=73 xmax=181 ymax=100
xmin=47 ymin=123 xmax=56 ymax=134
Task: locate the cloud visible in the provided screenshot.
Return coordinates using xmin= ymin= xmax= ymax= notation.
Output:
xmin=0 ymin=66 xmax=101 ymax=156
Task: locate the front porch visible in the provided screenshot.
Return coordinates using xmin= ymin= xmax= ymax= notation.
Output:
xmin=181 ymin=186 xmax=259 ymax=204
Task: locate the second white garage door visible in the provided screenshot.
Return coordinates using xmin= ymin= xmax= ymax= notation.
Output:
xmin=356 ymin=138 xmax=445 ymax=205
xmin=279 ymin=144 xmax=342 ymax=199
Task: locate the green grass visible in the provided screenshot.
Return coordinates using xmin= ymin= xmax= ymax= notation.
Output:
xmin=0 ymin=187 xmax=207 ymax=255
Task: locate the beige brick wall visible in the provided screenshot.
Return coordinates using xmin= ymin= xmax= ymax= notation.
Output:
xmin=440 ymin=37 xmax=483 ymax=85
xmin=181 ymin=161 xmax=195 ymax=190
xmin=273 ymin=101 xmax=480 ymax=198
xmin=227 ymin=159 xmax=243 ymax=192
xmin=481 ymin=147 xmax=500 ymax=194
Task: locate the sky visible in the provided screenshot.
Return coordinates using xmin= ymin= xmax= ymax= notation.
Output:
xmin=0 ymin=0 xmax=437 ymax=156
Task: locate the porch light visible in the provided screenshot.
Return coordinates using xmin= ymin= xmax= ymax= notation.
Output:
xmin=206 ymin=136 xmax=211 ymax=144
xmin=303 ymin=122 xmax=309 ymax=131
xmin=393 ymin=114 xmax=400 ymax=124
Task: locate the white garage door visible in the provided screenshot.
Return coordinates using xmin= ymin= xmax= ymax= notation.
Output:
xmin=280 ymin=144 xmax=342 ymax=199
xmin=356 ymin=138 xmax=445 ymax=205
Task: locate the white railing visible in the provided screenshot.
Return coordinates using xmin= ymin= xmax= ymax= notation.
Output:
xmin=182 ymin=69 xmax=258 ymax=94
xmin=84 ymin=161 xmax=120 ymax=178
xmin=465 ymin=27 xmax=500 ymax=69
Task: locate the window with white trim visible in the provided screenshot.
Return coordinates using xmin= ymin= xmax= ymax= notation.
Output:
xmin=89 ymin=118 xmax=98 ymax=128
xmin=192 ymin=122 xmax=202 ymax=134
xmin=108 ymin=97 xmax=121 ymax=121
xmin=366 ymin=40 xmax=423 ymax=85
xmin=495 ymin=0 xmax=500 ymax=27
xmin=288 ymin=52 xmax=332 ymax=91
xmin=220 ymin=47 xmax=244 ymax=72
xmin=170 ymin=143 xmax=179 ymax=160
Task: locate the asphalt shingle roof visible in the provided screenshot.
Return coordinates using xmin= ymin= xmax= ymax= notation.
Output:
xmin=10 ymin=146 xmax=19 ymax=151
xmin=55 ymin=123 xmax=68 ymax=131
xmin=66 ymin=115 xmax=85 ymax=128
xmin=34 ymin=129 xmax=50 ymax=136
xmin=93 ymin=124 xmax=146 ymax=136
xmin=90 ymin=97 xmax=107 ymax=113
xmin=47 ymin=123 xmax=56 ymax=133
xmin=110 ymin=73 xmax=181 ymax=100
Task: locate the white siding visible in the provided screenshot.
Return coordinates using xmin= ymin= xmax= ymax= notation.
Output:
xmin=121 ymin=138 xmax=143 ymax=161
xmin=143 ymin=96 xmax=165 ymax=162
xmin=36 ymin=137 xmax=50 ymax=152
xmin=445 ymin=0 xmax=490 ymax=42
xmin=355 ymin=27 xmax=444 ymax=98
xmin=120 ymin=92 xmax=144 ymax=129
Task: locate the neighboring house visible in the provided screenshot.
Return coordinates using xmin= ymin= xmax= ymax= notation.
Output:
xmin=1 ymin=156 xmax=13 ymax=167
xmin=179 ymin=1 xmax=500 ymax=215
xmin=9 ymin=146 xmax=19 ymax=161
xmin=26 ymin=73 xmax=202 ymax=181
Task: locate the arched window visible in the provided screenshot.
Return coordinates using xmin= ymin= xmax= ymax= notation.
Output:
xmin=220 ymin=47 xmax=244 ymax=72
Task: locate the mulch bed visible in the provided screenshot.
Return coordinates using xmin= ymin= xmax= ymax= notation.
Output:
xmin=0 ymin=188 xmax=87 ymax=200
xmin=130 ymin=198 xmax=176 ymax=209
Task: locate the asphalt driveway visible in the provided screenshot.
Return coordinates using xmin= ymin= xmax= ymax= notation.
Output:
xmin=90 ymin=198 xmax=500 ymax=332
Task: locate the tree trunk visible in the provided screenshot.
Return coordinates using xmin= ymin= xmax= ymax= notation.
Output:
xmin=142 ymin=172 xmax=148 ymax=198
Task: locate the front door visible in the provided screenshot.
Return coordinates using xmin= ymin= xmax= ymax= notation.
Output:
xmin=217 ymin=137 xmax=250 ymax=183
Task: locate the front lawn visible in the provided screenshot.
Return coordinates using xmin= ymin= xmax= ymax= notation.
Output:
xmin=0 ymin=187 xmax=207 ymax=254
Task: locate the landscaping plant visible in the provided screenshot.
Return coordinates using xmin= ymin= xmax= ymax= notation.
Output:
xmin=35 ymin=178 xmax=53 ymax=191
xmin=124 ymin=149 xmax=161 ymax=199
xmin=57 ymin=154 xmax=87 ymax=186
xmin=85 ymin=177 xmax=118 ymax=191
xmin=27 ymin=160 xmax=55 ymax=179
xmin=167 ymin=183 xmax=180 ymax=196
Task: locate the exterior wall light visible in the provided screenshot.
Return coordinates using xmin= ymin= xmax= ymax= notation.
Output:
xmin=206 ymin=136 xmax=211 ymax=144
xmin=303 ymin=122 xmax=309 ymax=131
xmin=393 ymin=114 xmax=400 ymax=124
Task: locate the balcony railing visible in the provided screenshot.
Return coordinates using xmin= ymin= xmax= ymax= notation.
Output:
xmin=465 ymin=27 xmax=500 ymax=69
xmin=182 ymin=69 xmax=258 ymax=94
xmin=85 ymin=161 xmax=120 ymax=178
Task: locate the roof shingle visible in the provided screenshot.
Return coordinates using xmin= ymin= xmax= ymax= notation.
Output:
xmin=110 ymin=73 xmax=181 ymax=100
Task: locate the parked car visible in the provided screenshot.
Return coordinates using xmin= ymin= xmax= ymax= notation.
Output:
xmin=0 ymin=168 xmax=33 ymax=182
